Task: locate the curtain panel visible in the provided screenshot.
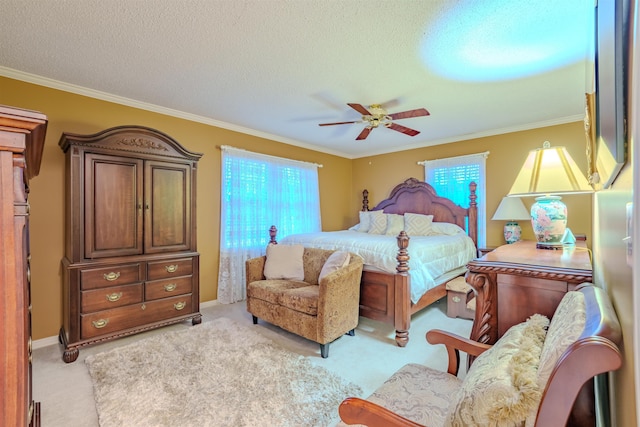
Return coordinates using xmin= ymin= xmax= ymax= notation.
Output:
xmin=217 ymin=146 xmax=321 ymax=303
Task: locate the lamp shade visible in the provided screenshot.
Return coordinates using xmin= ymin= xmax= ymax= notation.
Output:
xmin=491 ymin=197 xmax=530 ymax=221
xmin=507 ymin=141 xmax=592 ymax=249
xmin=507 ymin=141 xmax=593 ymax=196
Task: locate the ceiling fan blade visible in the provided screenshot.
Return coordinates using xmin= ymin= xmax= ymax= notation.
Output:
xmin=347 ymin=103 xmax=372 ymax=116
xmin=388 ymin=108 xmax=430 ymax=120
xmin=356 ymin=127 xmax=372 ymax=140
xmin=318 ymin=120 xmax=360 ymax=126
xmin=387 ymin=123 xmax=420 ymax=137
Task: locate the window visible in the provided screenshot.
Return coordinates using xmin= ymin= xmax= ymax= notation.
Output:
xmin=422 ymin=152 xmax=488 ymax=248
xmin=218 ymin=146 xmax=321 ymax=303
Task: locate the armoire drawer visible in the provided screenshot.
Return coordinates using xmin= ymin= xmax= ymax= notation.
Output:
xmin=80 ymin=264 xmax=143 ymax=290
xmin=147 ymin=258 xmax=193 ymax=280
xmin=81 ymin=283 xmax=144 ymax=313
xmin=80 ymin=294 xmax=194 ymax=340
xmin=145 ymin=276 xmax=192 ymax=301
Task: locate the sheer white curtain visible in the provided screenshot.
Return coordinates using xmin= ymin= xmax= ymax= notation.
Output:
xmin=422 ymin=152 xmax=488 ymax=248
xmin=218 ymin=146 xmax=321 ymax=303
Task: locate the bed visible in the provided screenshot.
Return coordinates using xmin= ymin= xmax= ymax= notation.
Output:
xmin=271 ymin=177 xmax=479 ymax=347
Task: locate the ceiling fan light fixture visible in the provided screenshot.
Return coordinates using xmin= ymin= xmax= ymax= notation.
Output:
xmin=318 ymin=103 xmax=429 ymax=140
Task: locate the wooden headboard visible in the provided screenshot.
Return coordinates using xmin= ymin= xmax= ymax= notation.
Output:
xmin=363 ymin=177 xmax=478 ymax=247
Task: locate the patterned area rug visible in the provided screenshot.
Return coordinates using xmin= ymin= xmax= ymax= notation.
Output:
xmin=85 ymin=317 xmax=362 ymax=427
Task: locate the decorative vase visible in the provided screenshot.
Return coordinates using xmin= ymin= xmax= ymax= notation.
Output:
xmin=503 ymin=221 xmax=522 ymax=244
xmin=530 ymin=196 xmax=567 ymax=249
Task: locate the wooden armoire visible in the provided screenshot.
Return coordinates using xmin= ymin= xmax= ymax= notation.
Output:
xmin=0 ymin=105 xmax=47 ymax=427
xmin=59 ymin=126 xmax=203 ymax=363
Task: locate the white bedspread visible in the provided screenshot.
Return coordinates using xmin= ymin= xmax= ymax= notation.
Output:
xmin=279 ymin=231 xmax=476 ymax=303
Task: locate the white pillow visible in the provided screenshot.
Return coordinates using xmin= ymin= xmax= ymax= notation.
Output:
xmin=404 ymin=213 xmax=434 ymax=236
xmin=263 ymin=244 xmax=304 ymax=280
xmin=430 ymin=222 xmax=465 ymax=236
xmin=367 ymin=211 xmax=387 ymax=235
xmin=318 ymin=251 xmax=351 ymax=281
xmin=384 ymin=214 xmax=404 ymax=236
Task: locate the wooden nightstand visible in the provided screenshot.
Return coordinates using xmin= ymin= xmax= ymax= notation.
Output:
xmin=466 ymin=240 xmax=592 ymax=345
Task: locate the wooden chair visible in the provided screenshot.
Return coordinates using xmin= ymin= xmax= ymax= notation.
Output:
xmin=338 ymin=284 xmax=622 ymax=427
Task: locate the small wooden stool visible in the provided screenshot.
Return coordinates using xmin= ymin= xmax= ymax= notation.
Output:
xmin=445 ymin=276 xmax=475 ymax=320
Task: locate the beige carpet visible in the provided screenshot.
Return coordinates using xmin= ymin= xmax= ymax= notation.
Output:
xmin=85 ymin=317 xmax=363 ymax=427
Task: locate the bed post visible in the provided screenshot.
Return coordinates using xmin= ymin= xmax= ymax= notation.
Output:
xmin=394 ymin=231 xmax=411 ymax=347
xmin=269 ymin=225 xmax=278 ymax=245
xmin=362 ymin=189 xmax=369 ymax=211
xmin=467 ymin=182 xmax=478 ymax=248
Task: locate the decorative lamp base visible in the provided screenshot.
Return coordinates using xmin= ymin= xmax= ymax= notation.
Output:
xmin=530 ymin=195 xmax=567 ymax=250
xmin=503 ymin=222 xmax=522 ymax=244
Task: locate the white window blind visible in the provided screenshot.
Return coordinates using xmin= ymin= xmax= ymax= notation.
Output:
xmin=421 ymin=152 xmax=488 ymax=248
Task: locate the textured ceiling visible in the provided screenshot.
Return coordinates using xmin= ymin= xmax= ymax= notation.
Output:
xmin=0 ymin=0 xmax=593 ymax=159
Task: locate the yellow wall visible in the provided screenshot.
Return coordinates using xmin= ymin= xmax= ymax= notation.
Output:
xmin=1 ymin=76 xmax=353 ymax=340
xmin=1 ymin=76 xmax=592 ymax=343
xmin=352 ymin=122 xmax=593 ymax=248
xmin=591 ymin=83 xmax=636 ymax=427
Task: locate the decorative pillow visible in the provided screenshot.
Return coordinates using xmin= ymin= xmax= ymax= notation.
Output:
xmin=367 ymin=210 xmax=387 ymax=235
xmin=318 ymin=251 xmax=351 ymax=281
xmin=352 ymin=210 xmax=384 ymax=233
xmin=263 ymin=244 xmax=305 ymax=280
xmin=430 ymin=222 xmax=465 ymax=236
xmin=404 ymin=213 xmax=434 ymax=236
xmin=445 ymin=314 xmax=549 ymax=427
xmin=384 ymin=214 xmax=404 ymax=236
xmin=524 ymin=291 xmax=586 ymax=427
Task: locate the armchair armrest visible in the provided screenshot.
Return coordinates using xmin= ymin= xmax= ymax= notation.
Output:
xmin=245 ymin=256 xmax=266 ymax=285
xmin=339 ymin=397 xmax=425 ymax=427
xmin=426 ymin=329 xmax=491 ymax=376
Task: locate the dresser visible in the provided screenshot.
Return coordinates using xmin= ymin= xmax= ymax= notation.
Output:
xmin=466 ymin=240 xmax=593 ymax=345
xmin=0 ymin=105 xmax=47 ymax=427
xmin=59 ymin=126 xmax=203 ymax=363
xmin=466 ymin=240 xmax=594 ymax=427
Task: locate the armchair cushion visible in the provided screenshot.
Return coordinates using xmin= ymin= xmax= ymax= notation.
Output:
xmin=351 ymin=363 xmax=462 ymax=426
xmin=445 ymin=314 xmax=549 ymax=427
xmin=319 ymin=251 xmax=351 ymax=281
xmin=264 ymin=244 xmax=304 ymax=280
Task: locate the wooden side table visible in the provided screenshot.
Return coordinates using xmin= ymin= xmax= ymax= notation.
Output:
xmin=466 ymin=240 xmax=593 ymax=345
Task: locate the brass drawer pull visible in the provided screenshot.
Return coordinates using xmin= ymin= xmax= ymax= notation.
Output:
xmin=174 ymin=301 xmax=186 ymax=311
xmin=92 ymin=319 xmax=109 ymax=329
xmin=106 ymin=292 xmax=123 ymax=302
xmin=165 ymin=264 xmax=179 ymax=273
xmin=164 ymin=283 xmax=177 ymax=292
xmin=104 ymin=272 xmax=120 ymax=281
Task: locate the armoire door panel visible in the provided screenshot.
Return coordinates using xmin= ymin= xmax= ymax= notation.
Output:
xmin=84 ymin=154 xmax=143 ymax=258
xmin=144 ymin=161 xmax=191 ymax=253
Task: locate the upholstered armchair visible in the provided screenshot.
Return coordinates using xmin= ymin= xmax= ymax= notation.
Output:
xmin=246 ymin=245 xmax=364 ymax=358
xmin=338 ymin=284 xmax=622 ymax=427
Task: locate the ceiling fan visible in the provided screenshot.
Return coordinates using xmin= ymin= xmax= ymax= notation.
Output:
xmin=318 ymin=103 xmax=430 ymax=140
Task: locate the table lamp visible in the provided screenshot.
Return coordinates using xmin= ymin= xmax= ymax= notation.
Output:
xmin=507 ymin=141 xmax=593 ymax=249
xmin=491 ymin=196 xmax=530 ymax=244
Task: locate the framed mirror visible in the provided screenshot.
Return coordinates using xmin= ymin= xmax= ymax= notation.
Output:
xmin=594 ymin=0 xmax=628 ymax=188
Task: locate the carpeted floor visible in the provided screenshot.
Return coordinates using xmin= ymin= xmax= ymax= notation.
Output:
xmin=33 ymin=298 xmax=472 ymax=427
